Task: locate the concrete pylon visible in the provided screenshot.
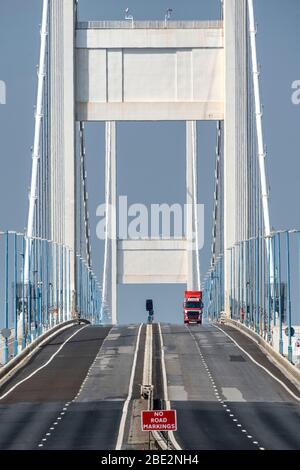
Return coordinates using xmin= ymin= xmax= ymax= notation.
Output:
xmin=106 ymin=122 xmax=117 ymax=325
xmin=46 ymin=3 xmax=250 ymax=323
xmin=186 ymin=121 xmax=200 ymax=291
xmin=224 ymin=0 xmax=248 ymax=317
xmin=49 ymin=0 xmax=76 ymax=316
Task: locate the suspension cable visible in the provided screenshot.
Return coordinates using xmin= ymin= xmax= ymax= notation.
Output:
xmin=100 ymin=122 xmax=112 ymax=320
xmin=24 ymin=0 xmax=49 ymax=283
xmin=79 ymin=122 xmax=92 ymax=268
xmin=211 ymin=121 xmax=222 ymax=270
xmin=247 ymin=0 xmax=274 ymax=280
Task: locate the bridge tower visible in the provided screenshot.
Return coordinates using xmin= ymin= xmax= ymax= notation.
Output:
xmin=48 ymin=0 xmax=253 ymax=322
xmin=49 ymin=0 xmax=76 ymax=314
xmin=223 ymin=0 xmax=249 ymax=317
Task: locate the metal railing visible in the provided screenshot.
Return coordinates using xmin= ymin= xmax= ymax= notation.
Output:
xmin=76 ymin=20 xmax=223 ymax=30
xmin=204 ymin=229 xmax=300 ymax=364
xmin=0 ymin=231 xmax=102 ymax=366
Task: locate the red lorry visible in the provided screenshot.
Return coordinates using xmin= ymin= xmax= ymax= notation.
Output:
xmin=184 ymin=291 xmax=203 ymax=325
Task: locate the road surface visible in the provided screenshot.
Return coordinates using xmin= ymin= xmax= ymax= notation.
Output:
xmin=0 ymin=324 xmax=142 ymax=450
xmin=2 ymin=321 xmax=300 ymax=450
xmin=161 ymin=323 xmax=300 ymax=450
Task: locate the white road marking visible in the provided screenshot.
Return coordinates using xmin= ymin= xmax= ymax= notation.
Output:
xmin=115 ymin=323 xmax=143 ymax=450
xmin=0 ymin=326 xmax=88 ymax=401
xmin=143 ymin=324 xmax=153 ymax=387
xmin=158 ymin=323 xmax=182 ymax=451
xmin=187 ymin=326 xmax=264 ymax=449
xmin=37 ymin=326 xmax=113 ymax=448
xmin=214 ymin=324 xmax=300 ymax=403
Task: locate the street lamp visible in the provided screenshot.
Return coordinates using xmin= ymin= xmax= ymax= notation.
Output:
xmin=125 ymin=8 xmax=134 ymax=28
xmin=164 ymin=8 xmax=173 ymax=27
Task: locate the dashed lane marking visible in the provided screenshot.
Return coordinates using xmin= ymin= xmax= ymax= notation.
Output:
xmin=115 ymin=324 xmax=143 ymax=450
xmin=214 ymin=324 xmax=300 ymax=403
xmin=0 ymin=326 xmax=88 ymax=401
xmin=37 ymin=326 xmax=112 ymax=449
xmin=187 ymin=326 xmax=265 ymax=451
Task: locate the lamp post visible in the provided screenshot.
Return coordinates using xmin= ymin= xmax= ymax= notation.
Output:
xmin=164 ymin=8 xmax=173 ymax=28
xmin=286 ymin=231 xmax=293 ymax=362
xmin=125 ymin=8 xmax=134 ymax=28
xmin=277 ymin=232 xmax=283 ymax=355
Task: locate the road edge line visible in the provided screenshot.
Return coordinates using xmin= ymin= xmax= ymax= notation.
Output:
xmin=0 ymin=320 xmax=79 ymax=383
xmin=0 ymin=325 xmax=88 ymax=400
xmin=115 ymin=323 xmax=143 ymax=450
xmin=158 ymin=323 xmax=182 ymax=451
xmin=214 ymin=324 xmax=300 ymax=403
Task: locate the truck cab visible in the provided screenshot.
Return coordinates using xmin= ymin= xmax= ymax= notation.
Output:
xmin=184 ymin=291 xmax=203 ymax=325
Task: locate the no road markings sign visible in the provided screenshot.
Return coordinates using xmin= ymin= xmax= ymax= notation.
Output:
xmin=141 ymin=410 xmax=177 ymax=432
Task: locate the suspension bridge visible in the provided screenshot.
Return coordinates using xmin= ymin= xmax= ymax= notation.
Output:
xmin=0 ymin=0 xmax=300 ymax=451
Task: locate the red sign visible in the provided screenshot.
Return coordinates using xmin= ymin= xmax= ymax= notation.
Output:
xmin=141 ymin=410 xmax=177 ymax=431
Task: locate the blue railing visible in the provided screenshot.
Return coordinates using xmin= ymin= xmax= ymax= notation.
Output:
xmin=203 ymin=230 xmax=300 ymax=363
xmin=0 ymin=231 xmax=102 ymax=365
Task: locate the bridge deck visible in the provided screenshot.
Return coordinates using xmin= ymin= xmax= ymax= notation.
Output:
xmin=161 ymin=323 xmax=300 ymax=450
xmin=1 ymin=322 xmax=300 ymax=450
xmin=0 ymin=325 xmax=126 ymax=449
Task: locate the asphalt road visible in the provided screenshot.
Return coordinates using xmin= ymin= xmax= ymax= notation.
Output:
xmin=161 ymin=323 xmax=300 ymax=450
xmin=2 ymin=321 xmax=300 ymax=451
xmin=0 ymin=325 xmax=144 ymax=451
xmin=0 ymin=324 xmax=141 ymax=450
xmin=42 ymin=324 xmax=141 ymax=450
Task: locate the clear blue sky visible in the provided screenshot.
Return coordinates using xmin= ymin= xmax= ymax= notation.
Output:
xmin=0 ymin=1 xmax=299 ymax=324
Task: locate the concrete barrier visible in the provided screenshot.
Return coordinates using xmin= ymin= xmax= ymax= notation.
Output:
xmin=151 ymin=430 xmax=170 ymax=450
xmin=0 ymin=319 xmax=89 ymax=388
xmin=223 ymin=318 xmax=300 ymax=391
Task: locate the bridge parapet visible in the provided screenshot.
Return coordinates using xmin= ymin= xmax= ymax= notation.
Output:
xmin=204 ymin=230 xmax=300 ymax=366
xmin=0 ymin=231 xmax=101 ymax=366
xmin=77 ymin=20 xmax=223 ymax=30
